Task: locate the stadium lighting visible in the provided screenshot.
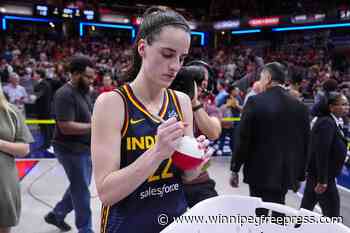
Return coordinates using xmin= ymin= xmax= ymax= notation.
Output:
xmin=231 ymin=29 xmax=261 ymax=34
xmin=2 ymin=18 xmax=5 ymax=30
xmin=2 ymin=15 xmax=55 ymax=30
xmin=79 ymin=22 xmax=136 ymax=40
xmin=272 ymin=23 xmax=350 ymax=32
xmin=190 ymin=31 xmax=206 ymax=46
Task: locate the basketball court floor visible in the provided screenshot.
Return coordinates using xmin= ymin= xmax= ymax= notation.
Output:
xmin=12 ymin=156 xmax=350 ymax=233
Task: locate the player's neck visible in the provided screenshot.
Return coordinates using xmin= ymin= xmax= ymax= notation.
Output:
xmin=130 ymin=78 xmax=164 ymax=104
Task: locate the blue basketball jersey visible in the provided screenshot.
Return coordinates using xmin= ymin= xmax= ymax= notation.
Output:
xmin=101 ymin=84 xmax=188 ymax=233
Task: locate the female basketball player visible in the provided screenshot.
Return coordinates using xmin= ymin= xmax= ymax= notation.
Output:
xmin=92 ymin=7 xmax=209 ymax=233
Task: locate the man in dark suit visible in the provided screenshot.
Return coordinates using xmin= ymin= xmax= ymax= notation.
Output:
xmin=230 ymin=62 xmax=310 ymax=216
xmin=33 ymin=70 xmax=54 ymax=151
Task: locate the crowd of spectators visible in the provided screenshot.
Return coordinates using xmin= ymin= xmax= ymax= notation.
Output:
xmin=1 ymin=29 xmax=350 ymax=119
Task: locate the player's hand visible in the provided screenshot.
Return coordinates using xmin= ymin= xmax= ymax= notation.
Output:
xmin=153 ymin=117 xmax=187 ymax=160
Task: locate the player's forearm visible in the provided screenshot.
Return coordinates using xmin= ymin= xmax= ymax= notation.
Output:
xmin=98 ymin=147 xmax=163 ymax=206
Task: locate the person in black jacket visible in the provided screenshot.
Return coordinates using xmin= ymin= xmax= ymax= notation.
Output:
xmin=33 ymin=69 xmax=54 ymax=151
xmin=301 ymin=91 xmax=349 ymax=217
xmin=230 ymin=62 xmax=310 ymax=216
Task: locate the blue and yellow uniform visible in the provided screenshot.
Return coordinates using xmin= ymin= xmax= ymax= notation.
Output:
xmin=101 ymin=84 xmax=187 ymax=233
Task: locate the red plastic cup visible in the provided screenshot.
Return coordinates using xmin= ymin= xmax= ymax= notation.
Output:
xmin=172 ymin=136 xmax=204 ymax=170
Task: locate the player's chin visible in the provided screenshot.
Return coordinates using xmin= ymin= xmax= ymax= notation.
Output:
xmin=160 ymin=78 xmax=175 ymax=88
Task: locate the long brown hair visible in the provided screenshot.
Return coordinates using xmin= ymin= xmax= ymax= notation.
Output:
xmin=126 ymin=6 xmax=191 ymax=82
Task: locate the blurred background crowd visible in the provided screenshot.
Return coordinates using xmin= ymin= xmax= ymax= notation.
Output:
xmin=1 ymin=0 xmax=350 ymax=157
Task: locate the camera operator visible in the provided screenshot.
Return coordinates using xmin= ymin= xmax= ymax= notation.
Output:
xmin=170 ymin=61 xmax=222 ymax=207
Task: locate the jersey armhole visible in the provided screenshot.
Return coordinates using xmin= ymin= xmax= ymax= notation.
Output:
xmin=113 ymin=89 xmax=129 ymax=138
xmin=168 ymin=89 xmax=184 ymax=121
